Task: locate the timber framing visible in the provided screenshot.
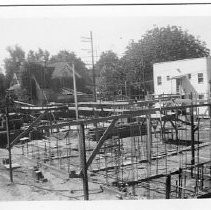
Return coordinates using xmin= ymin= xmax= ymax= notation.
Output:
xmin=113 ymin=160 xmax=211 ymax=187
xmin=8 ymin=111 xmax=47 ymax=148
xmin=37 ymin=103 xmax=211 ymax=131
xmin=80 ymin=117 xmax=118 ymax=175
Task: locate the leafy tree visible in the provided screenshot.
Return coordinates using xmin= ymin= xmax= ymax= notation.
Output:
xmin=27 ymin=50 xmax=37 ymax=62
xmin=27 ymin=48 xmax=50 ymax=64
xmin=50 ymin=50 xmax=92 ymax=93
xmin=121 ymin=25 xmax=210 ymax=95
xmin=95 ymin=51 xmax=122 ymax=99
xmin=5 ymin=48 xmax=51 ymax=102
xmin=21 ymin=62 xmax=54 ymax=101
xmin=3 ymin=47 xmax=92 ymax=103
xmin=0 ymin=71 xmax=6 ymax=98
xmin=4 ymin=45 xmax=25 ymax=88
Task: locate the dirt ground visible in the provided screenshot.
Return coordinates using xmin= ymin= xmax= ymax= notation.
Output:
xmin=0 ymin=147 xmax=120 ymax=201
xmin=1 ymin=117 xmax=210 ymax=201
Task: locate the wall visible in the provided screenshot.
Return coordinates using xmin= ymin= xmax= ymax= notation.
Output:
xmin=153 ymin=57 xmax=210 ymax=97
xmin=206 ymin=58 xmax=211 ymax=99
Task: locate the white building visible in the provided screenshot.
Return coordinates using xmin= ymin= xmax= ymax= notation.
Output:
xmin=153 ymin=57 xmax=211 ymax=101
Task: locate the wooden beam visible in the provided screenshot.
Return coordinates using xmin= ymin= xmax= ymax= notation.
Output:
xmin=79 ymin=123 xmax=89 ymax=200
xmin=190 ymin=103 xmax=195 ymax=168
xmin=116 ymin=161 xmax=211 ymax=187
xmin=8 ymin=111 xmax=46 ymax=148
xmin=19 ymin=106 xmax=68 ymax=111
xmin=37 ymin=103 xmax=211 ymax=131
xmin=146 ymin=114 xmax=152 ymax=162
xmin=90 ymin=142 xmax=210 ymax=173
xmin=113 ymin=170 xmax=180 ymax=187
xmin=80 ymin=117 xmax=118 ymax=175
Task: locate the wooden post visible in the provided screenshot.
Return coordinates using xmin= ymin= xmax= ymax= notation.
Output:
xmin=94 ymin=109 xmax=99 ymax=142
xmin=26 ymin=136 xmax=29 ymax=156
xmin=201 ymin=165 xmax=204 ymax=190
xmin=125 ymin=81 xmax=127 ymax=98
xmin=79 ymin=123 xmax=89 ymax=200
xmin=190 ymin=94 xmax=195 ymax=175
xmin=166 ymin=174 xmax=171 ymax=199
xmin=146 ymin=114 xmax=152 ymax=162
xmin=5 ymin=95 xmax=13 ymax=183
xmin=29 ymin=132 xmax=32 ymax=157
xmin=131 ymin=137 xmax=136 ymax=196
xmin=146 ymin=114 xmax=152 ymax=198
xmin=178 ymin=168 xmax=182 ymax=198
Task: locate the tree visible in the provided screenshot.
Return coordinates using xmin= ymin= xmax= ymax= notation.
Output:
xmin=50 ymin=50 xmax=92 ymax=93
xmin=20 ymin=49 xmax=92 ymax=103
xmin=121 ymin=25 xmax=210 ymax=95
xmin=95 ymin=51 xmax=122 ymax=100
xmin=4 ymin=45 xmax=25 ymax=88
xmin=27 ymin=48 xmax=50 ymax=64
xmin=4 ymin=48 xmax=51 ymax=102
xmin=0 ymin=71 xmax=6 ymax=98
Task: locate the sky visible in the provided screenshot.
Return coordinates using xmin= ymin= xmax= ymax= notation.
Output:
xmin=1 ymin=5 xmax=211 ymax=73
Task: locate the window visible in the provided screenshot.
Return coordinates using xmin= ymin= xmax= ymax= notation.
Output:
xmin=157 ymin=76 xmax=162 ymax=85
xmin=166 ymin=76 xmax=170 ymax=81
xmin=188 ymin=74 xmax=191 ymax=79
xmin=198 ymin=73 xmax=204 ymax=84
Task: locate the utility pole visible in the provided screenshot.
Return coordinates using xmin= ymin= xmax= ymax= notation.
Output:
xmin=5 ymin=92 xmax=13 ymax=183
xmin=90 ymin=31 xmax=96 ymax=102
xmin=72 ymin=64 xmax=79 ymax=120
xmin=71 ymin=64 xmax=88 ymax=199
xmin=81 ymin=31 xmax=97 ymax=102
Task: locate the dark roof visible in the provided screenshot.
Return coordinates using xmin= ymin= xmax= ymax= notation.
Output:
xmin=49 ymin=62 xmax=81 ymax=79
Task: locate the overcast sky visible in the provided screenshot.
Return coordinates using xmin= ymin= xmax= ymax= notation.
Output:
xmin=0 ymin=5 xmax=211 ymax=73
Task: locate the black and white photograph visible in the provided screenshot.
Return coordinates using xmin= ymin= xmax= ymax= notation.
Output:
xmin=1 ymin=1 xmax=211 ymax=208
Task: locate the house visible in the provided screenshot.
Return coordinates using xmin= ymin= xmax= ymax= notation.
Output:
xmin=27 ymin=62 xmax=93 ymax=105
xmin=50 ymin=62 xmax=81 ymax=79
xmin=153 ymin=57 xmax=211 ymax=101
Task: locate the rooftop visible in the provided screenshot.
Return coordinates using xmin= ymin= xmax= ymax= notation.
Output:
xmin=153 ymin=56 xmax=210 ymax=66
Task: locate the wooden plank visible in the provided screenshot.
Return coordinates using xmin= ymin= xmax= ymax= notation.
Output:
xmin=111 ymin=160 xmax=211 ymax=187
xmin=37 ymin=103 xmax=211 ymax=131
xmin=183 ymin=169 xmax=211 ymax=180
xmin=197 ymin=192 xmax=211 ymax=198
xmin=112 ymin=170 xmax=179 ymax=187
xmin=19 ymin=106 xmax=68 ymax=111
xmin=78 ymin=123 xmax=89 ymax=200
xmin=90 ymin=143 xmax=211 ymax=173
xmin=4 ymin=163 xmax=21 ymax=169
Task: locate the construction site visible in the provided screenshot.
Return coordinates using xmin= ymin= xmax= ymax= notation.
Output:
xmin=1 ymin=92 xmax=211 ymax=200
xmin=1 ymin=12 xmax=211 ymax=202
